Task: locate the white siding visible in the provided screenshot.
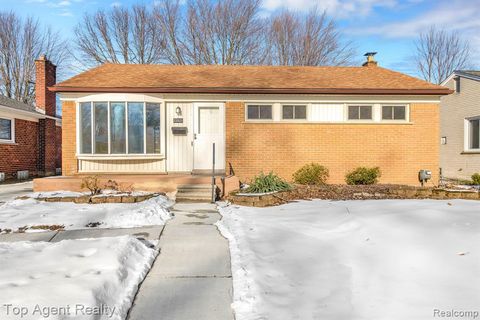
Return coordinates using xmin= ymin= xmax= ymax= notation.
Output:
xmin=166 ymin=102 xmax=194 ymax=172
xmin=79 ymin=159 xmax=165 ymax=173
xmin=309 ymin=104 xmax=344 ymax=122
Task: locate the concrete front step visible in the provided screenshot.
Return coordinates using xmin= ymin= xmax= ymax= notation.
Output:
xmin=176 ymin=184 xmax=215 ymax=202
xmin=177 ymin=184 xmax=214 ymax=190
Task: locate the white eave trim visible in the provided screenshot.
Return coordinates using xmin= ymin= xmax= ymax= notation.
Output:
xmin=0 ymin=105 xmax=61 ymax=122
xmin=442 ymin=72 xmax=480 ymax=85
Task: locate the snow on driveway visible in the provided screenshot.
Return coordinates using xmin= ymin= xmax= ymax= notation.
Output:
xmin=217 ymin=200 xmax=480 ymax=320
xmin=0 ymin=236 xmax=156 ymax=320
xmin=0 ymin=196 xmax=172 ymax=233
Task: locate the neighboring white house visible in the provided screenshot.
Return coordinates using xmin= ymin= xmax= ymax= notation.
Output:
xmin=440 ymin=70 xmax=480 ymax=180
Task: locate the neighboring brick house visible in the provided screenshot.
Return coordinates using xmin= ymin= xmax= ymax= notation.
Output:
xmin=50 ymin=55 xmax=451 ymax=186
xmin=0 ymin=56 xmax=61 ymax=181
xmin=440 ymin=71 xmax=480 ymax=180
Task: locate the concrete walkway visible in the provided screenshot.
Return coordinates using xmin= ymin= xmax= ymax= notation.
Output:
xmin=128 ymin=202 xmax=234 ymax=320
xmin=0 ymin=181 xmax=33 ymax=203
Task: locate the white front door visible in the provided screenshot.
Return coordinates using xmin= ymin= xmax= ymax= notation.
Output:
xmin=193 ymin=103 xmax=225 ymax=172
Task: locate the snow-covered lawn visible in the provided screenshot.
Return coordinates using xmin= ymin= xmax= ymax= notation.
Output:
xmin=217 ymin=200 xmax=480 ymax=320
xmin=0 ymin=195 xmax=172 ymax=233
xmin=0 ymin=236 xmax=156 ymax=320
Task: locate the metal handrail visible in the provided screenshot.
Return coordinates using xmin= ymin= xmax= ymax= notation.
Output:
xmin=211 ymin=142 xmax=216 ymax=203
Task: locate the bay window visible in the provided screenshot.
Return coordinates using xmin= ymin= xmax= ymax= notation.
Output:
xmin=79 ymin=101 xmax=161 ymax=155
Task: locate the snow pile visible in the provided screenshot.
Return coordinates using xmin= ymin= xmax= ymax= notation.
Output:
xmin=217 ymin=200 xmax=480 ymax=320
xmin=0 ymin=196 xmax=172 ymax=233
xmin=0 ymin=236 xmax=157 ymax=320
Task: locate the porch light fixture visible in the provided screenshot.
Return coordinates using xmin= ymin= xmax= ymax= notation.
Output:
xmin=176 ymin=106 xmax=182 ymax=116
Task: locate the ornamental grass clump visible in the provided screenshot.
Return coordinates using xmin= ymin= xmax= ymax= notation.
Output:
xmin=345 ymin=167 xmax=381 ymax=185
xmin=293 ymin=163 xmax=329 ymax=185
xmin=471 ymin=173 xmax=480 ymax=185
xmin=245 ymin=172 xmax=292 ymax=193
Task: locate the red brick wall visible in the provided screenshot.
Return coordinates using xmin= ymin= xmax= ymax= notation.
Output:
xmin=35 ymin=57 xmax=57 ymax=117
xmin=56 ymin=125 xmax=62 ymax=169
xmin=0 ymin=119 xmax=40 ymax=179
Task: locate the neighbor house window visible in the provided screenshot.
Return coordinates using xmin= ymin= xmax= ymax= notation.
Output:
xmin=468 ymin=118 xmax=480 ymax=149
xmin=382 ymin=105 xmax=406 ymax=120
xmin=0 ymin=118 xmax=13 ymax=141
xmin=282 ymin=105 xmax=307 ymax=120
xmin=247 ymin=105 xmax=272 ymax=120
xmin=79 ymin=102 xmax=161 ymax=155
xmin=348 ymin=105 xmax=372 ymax=120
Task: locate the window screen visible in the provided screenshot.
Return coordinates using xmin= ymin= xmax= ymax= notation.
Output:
xmin=382 ymin=106 xmax=406 ymax=120
xmin=282 ymin=105 xmax=307 ymax=120
xmin=247 ymin=105 xmax=272 ymax=120
xmin=348 ymin=106 xmax=372 ymax=120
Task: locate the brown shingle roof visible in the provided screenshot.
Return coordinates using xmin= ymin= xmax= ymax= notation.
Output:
xmin=52 ymin=64 xmax=452 ymax=95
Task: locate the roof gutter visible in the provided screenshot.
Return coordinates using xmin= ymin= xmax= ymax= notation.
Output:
xmin=49 ymin=86 xmax=453 ymax=96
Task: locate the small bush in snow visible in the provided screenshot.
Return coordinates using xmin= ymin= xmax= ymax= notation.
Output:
xmin=81 ymin=176 xmax=102 ymax=195
xmin=293 ymin=163 xmax=329 ymax=185
xmin=345 ymin=167 xmax=381 ymax=185
xmin=471 ymin=173 xmax=480 ymax=185
xmin=245 ymin=172 xmax=292 ymax=193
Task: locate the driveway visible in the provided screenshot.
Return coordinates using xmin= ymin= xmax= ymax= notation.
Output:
xmin=0 ymin=181 xmax=33 ymax=203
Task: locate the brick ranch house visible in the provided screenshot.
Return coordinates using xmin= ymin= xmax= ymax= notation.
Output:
xmin=0 ymin=57 xmax=61 ymax=181
xmin=36 ymin=55 xmax=452 ymax=192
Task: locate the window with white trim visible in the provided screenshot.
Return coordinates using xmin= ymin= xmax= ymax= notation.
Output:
xmin=382 ymin=105 xmax=406 ymax=120
xmin=79 ymin=102 xmax=161 ymax=155
xmin=282 ymin=105 xmax=307 ymax=120
xmin=467 ymin=118 xmax=480 ymax=150
xmin=348 ymin=105 xmax=372 ymax=120
xmin=0 ymin=118 xmax=13 ymax=142
xmin=246 ymin=104 xmax=272 ymax=120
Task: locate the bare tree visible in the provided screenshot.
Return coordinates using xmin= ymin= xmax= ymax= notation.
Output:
xmin=182 ymin=0 xmax=266 ymax=65
xmin=267 ymin=9 xmax=355 ymax=66
xmin=415 ymin=26 xmax=471 ymax=84
xmin=154 ymin=0 xmax=187 ymax=65
xmin=74 ymin=4 xmax=163 ymax=65
xmin=0 ymin=11 xmax=68 ymax=104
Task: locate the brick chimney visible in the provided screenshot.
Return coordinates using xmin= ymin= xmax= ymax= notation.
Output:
xmin=35 ymin=55 xmax=57 ymax=117
xmin=362 ymin=52 xmax=378 ymax=67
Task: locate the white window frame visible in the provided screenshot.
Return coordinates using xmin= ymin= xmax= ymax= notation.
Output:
xmin=245 ymin=103 xmax=274 ymax=121
xmin=0 ymin=117 xmax=15 ymax=144
xmin=346 ymin=104 xmax=374 ymax=122
xmin=380 ymin=104 xmax=409 ymax=122
xmin=76 ymin=101 xmax=164 ymax=158
xmin=281 ymin=104 xmax=308 ymax=121
xmin=464 ymin=116 xmax=480 ymax=152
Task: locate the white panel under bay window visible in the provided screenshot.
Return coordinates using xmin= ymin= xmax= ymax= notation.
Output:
xmin=310 ymin=104 xmax=344 ymax=122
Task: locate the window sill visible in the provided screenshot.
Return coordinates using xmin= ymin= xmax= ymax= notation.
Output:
xmin=242 ymin=121 xmax=414 ymax=125
xmin=461 ymin=151 xmax=480 ymax=155
xmin=0 ymin=140 xmax=16 ymax=145
xmin=77 ymin=154 xmax=165 ymax=160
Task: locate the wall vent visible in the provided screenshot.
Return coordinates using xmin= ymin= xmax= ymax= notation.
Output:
xmin=17 ymin=170 xmax=29 ymax=180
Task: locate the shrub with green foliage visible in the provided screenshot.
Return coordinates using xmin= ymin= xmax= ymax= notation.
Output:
xmin=345 ymin=167 xmax=381 ymax=185
xmin=471 ymin=173 xmax=480 ymax=185
xmin=245 ymin=172 xmax=292 ymax=193
xmin=293 ymin=163 xmax=329 ymax=185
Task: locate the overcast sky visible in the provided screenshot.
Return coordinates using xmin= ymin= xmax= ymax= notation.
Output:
xmin=2 ymin=0 xmax=479 ymax=78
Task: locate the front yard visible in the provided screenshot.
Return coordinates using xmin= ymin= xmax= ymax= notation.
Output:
xmin=217 ymin=199 xmax=480 ymax=320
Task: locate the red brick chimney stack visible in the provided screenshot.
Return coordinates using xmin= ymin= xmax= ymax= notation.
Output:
xmin=35 ymin=55 xmax=57 ymax=117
